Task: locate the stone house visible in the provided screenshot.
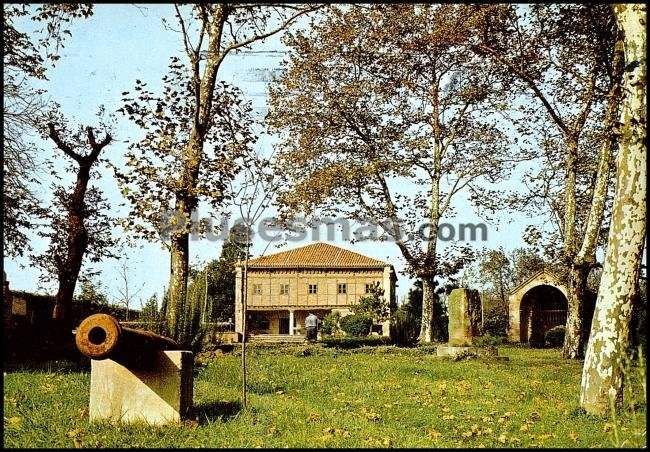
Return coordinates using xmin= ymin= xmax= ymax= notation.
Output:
xmin=234 ymin=242 xmax=397 ymax=338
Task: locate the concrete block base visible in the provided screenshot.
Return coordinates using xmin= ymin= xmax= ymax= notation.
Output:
xmin=90 ymin=350 xmax=193 ymax=425
xmin=436 ymin=345 xmax=500 ymax=359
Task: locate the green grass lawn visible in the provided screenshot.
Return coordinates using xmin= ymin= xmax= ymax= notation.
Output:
xmin=3 ymin=345 xmax=646 ymax=448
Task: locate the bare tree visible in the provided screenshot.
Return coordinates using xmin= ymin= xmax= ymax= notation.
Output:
xmin=31 ymin=114 xmax=117 ymax=325
xmin=229 ymin=150 xmax=283 ymax=409
xmin=112 ymin=254 xmax=145 ymax=321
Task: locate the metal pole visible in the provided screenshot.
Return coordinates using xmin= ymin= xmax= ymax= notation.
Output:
xmin=241 ymin=241 xmax=250 ymax=409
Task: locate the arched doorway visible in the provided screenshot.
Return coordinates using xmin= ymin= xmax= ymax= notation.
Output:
xmin=519 ymin=284 xmax=568 ymax=346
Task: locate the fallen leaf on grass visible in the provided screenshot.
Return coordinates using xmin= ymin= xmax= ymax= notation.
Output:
xmin=442 ymin=414 xmax=455 ymax=420
xmin=361 ymin=407 xmax=381 ymax=422
xmin=323 ymin=427 xmax=350 ymax=438
xmin=6 ymin=416 xmax=22 ymax=427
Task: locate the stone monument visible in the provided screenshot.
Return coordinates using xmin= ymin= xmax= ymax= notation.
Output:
xmin=447 ymin=288 xmax=482 ymax=346
xmin=437 ymin=288 xmax=498 ymax=358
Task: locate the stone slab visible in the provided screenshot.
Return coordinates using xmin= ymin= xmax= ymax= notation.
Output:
xmin=447 ymin=288 xmax=482 ymax=346
xmin=436 ymin=345 xmax=499 ymax=358
xmin=90 ymin=350 xmax=193 ymax=425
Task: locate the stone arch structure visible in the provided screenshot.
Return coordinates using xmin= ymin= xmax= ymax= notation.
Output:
xmin=508 ymin=270 xmax=569 ymax=344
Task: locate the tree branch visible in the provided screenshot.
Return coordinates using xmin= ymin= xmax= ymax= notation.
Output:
xmin=473 ymin=43 xmax=570 ymax=136
xmin=221 ymin=5 xmax=321 ymax=57
xmin=48 ymin=122 xmax=83 ymax=162
xmin=86 ymin=126 xmax=112 ymax=161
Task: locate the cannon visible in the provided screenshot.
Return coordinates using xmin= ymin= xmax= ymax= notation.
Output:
xmin=75 ymin=314 xmax=193 ymax=425
xmin=75 ymin=313 xmax=178 ymax=368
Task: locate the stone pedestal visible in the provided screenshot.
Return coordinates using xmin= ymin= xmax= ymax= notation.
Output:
xmin=447 ymin=288 xmax=482 ymax=346
xmin=436 ymin=345 xmax=503 ymax=359
xmin=90 ymin=350 xmax=193 ymax=425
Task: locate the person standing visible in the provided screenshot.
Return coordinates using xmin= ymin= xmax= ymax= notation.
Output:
xmin=305 ymin=312 xmax=319 ymax=342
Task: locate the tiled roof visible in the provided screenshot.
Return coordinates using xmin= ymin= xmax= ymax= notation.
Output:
xmin=245 ymin=242 xmax=388 ymax=269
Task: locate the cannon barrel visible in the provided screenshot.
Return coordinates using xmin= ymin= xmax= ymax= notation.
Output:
xmin=75 ymin=314 xmax=178 ymax=364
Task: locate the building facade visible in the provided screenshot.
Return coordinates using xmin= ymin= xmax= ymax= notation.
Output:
xmin=508 ymin=269 xmax=595 ymax=346
xmin=234 ymin=242 xmax=397 ymax=338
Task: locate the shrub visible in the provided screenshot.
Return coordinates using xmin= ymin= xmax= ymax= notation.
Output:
xmin=473 ymin=334 xmax=506 ymax=347
xmin=482 ymin=304 xmax=509 ymax=337
xmin=320 ymin=312 xmax=341 ymax=335
xmin=353 ymin=283 xmax=389 ymax=321
xmin=321 ymin=336 xmax=390 ymax=349
xmin=339 ymin=313 xmax=373 ymax=337
xmin=544 ymin=325 xmax=565 ymax=348
xmin=416 ymin=344 xmax=438 ymax=354
xmin=391 ymin=307 xmax=420 ymax=346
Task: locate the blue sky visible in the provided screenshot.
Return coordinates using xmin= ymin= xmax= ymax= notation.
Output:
xmin=5 ymin=4 xmax=553 ymax=306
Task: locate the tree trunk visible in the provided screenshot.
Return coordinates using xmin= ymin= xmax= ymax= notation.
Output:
xmin=564 ymin=29 xmax=626 ymax=360
xmin=562 ymin=137 xmax=579 ymax=259
xmin=575 ymin=31 xmax=624 ymax=265
xmin=419 ymin=276 xmax=437 ymax=343
xmin=580 ymin=2 xmax=646 ymax=415
xmin=627 ymin=289 xmax=643 ymax=352
xmin=562 ymin=265 xmax=590 ymax=358
xmin=52 ymin=165 xmax=91 ymax=325
xmin=53 ymin=267 xmax=81 ymax=325
xmin=168 ymin=229 xmax=189 ymax=341
xmin=560 ymin=134 xmax=587 ymax=359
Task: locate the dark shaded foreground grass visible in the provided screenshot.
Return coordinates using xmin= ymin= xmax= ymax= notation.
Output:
xmin=3 ymin=346 xmax=646 ymax=448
